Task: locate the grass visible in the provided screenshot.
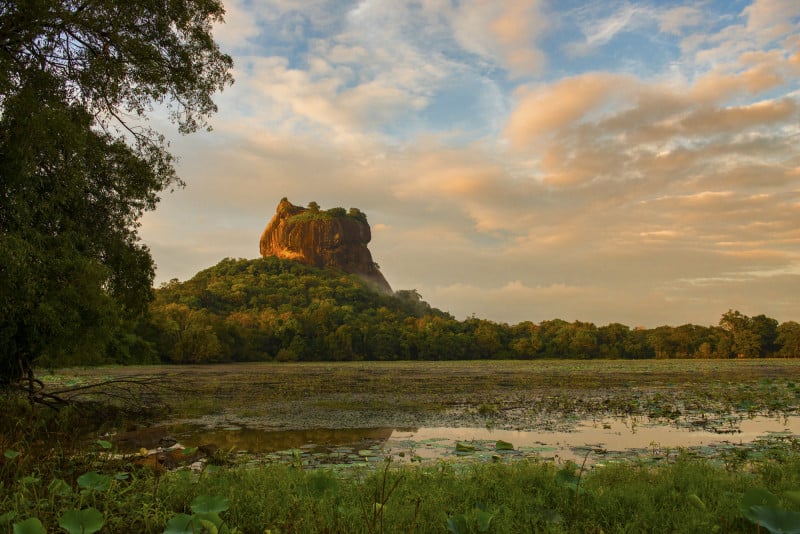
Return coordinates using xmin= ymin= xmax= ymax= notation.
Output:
xmin=3 ymin=443 xmax=800 ymax=533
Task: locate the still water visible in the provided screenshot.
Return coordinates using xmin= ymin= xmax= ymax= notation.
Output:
xmin=114 ymin=414 xmax=800 ymax=464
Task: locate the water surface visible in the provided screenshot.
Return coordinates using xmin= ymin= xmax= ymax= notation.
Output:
xmin=114 ymin=414 xmax=800 ymax=465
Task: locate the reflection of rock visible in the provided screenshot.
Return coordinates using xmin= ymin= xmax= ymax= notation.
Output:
xmin=114 ymin=426 xmax=220 ymax=472
xmin=259 ymin=198 xmax=392 ymax=293
xmin=155 ymin=426 xmax=398 ymax=454
xmin=134 ymin=444 xmax=219 ymax=472
xmin=113 ymin=426 xmax=176 ymax=451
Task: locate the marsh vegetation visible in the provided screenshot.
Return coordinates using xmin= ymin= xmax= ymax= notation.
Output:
xmin=3 ymin=359 xmax=800 ymax=532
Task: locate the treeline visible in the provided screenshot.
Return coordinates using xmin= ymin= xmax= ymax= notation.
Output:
xmin=100 ymin=257 xmax=798 ymax=364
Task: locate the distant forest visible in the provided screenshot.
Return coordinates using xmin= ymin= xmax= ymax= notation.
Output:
xmin=72 ymin=257 xmax=800 ymax=366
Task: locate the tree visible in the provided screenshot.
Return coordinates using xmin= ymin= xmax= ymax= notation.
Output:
xmin=537 ymin=319 xmax=570 ymax=358
xmin=750 ymin=314 xmax=778 ymax=357
xmin=0 ymin=0 xmax=233 ymax=386
xmin=348 ymin=207 xmax=367 ymax=224
xmin=777 ymin=321 xmax=800 ymax=358
xmin=326 ymin=207 xmax=346 ymax=218
xmin=569 ymin=321 xmax=599 ymax=359
xmin=149 ymin=303 xmax=223 ymax=363
xmin=508 ymin=321 xmax=542 ymax=359
xmin=597 ymin=323 xmax=630 ymax=359
xmin=719 ymin=310 xmax=778 ymax=358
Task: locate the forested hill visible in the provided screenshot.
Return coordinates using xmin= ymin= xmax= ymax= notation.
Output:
xmin=133 ymin=257 xmax=799 ymax=363
xmin=143 ymin=257 xmax=448 ymax=363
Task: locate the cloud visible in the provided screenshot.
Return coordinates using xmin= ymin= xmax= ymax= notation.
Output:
xmin=489 ymin=10 xmax=799 ymax=322
xmin=564 ymin=2 xmax=656 ymax=57
xmin=504 ymin=43 xmax=800 ymax=192
xmin=690 ymin=51 xmax=793 ymax=102
xmin=679 ymin=0 xmax=800 ymax=75
xmin=658 ymin=5 xmax=703 ymax=35
xmin=212 ymin=0 xmax=261 ymax=50
xmin=141 ymin=0 xmax=800 ymax=328
xmin=505 ymin=73 xmax=635 ymax=147
xmin=449 ymin=0 xmax=549 ymax=76
xmin=229 ymin=53 xmax=431 ymax=146
xmin=744 ymin=0 xmax=800 ymax=39
xmin=679 ymin=98 xmax=797 ymax=135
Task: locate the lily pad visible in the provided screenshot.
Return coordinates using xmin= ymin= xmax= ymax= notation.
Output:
xmin=76 ymin=472 xmax=111 ymax=492
xmin=747 ymin=506 xmax=800 ymax=534
xmin=12 ymin=518 xmax=46 ymax=534
xmin=741 ymin=487 xmax=780 ymax=522
xmin=785 ymin=490 xmax=800 ymax=507
xmin=163 ymin=514 xmax=194 ymax=534
xmin=191 ymin=495 xmax=230 ymax=514
xmin=58 ymin=508 xmax=104 ymax=534
xmin=455 ymin=442 xmax=476 ymax=453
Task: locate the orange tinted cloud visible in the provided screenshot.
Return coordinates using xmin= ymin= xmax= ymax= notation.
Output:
xmin=744 ymin=0 xmax=800 ymax=37
xmin=505 ymin=73 xmax=633 ymax=147
xmin=680 ymin=99 xmax=797 ymax=135
xmin=451 ymin=0 xmax=548 ymax=77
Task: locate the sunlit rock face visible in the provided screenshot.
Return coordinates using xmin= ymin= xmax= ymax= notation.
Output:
xmin=259 ymin=198 xmax=392 ymax=293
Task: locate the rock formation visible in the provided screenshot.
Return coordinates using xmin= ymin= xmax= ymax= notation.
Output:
xmin=259 ymin=198 xmax=392 ymax=293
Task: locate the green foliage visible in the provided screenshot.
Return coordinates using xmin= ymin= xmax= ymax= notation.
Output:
xmin=3 ymin=442 xmax=800 ymax=532
xmin=687 ymin=493 xmax=707 ymax=511
xmin=740 ymin=488 xmax=800 ymax=534
xmin=748 ymin=508 xmax=800 ymax=534
xmin=555 ymin=464 xmax=582 ymax=493
xmin=447 ymin=503 xmax=495 ymax=533
xmin=326 ymin=207 xmax=347 ymax=217
xmin=0 ymin=0 xmax=232 ymax=385
xmin=140 ymin=258 xmax=799 ymax=363
xmin=456 ymin=442 xmax=477 ymax=453
xmin=7 ymin=469 xmax=109 ymax=534
xmin=778 ymin=322 xmax=800 ymax=358
xmin=12 ymin=518 xmax=46 ymax=534
xmin=164 ymin=495 xmax=235 ymax=534
xmin=145 ymin=257 xmax=453 ymax=362
xmin=348 ymin=207 xmax=368 ymax=224
xmin=495 ymin=440 xmax=514 ymax=451
xmin=285 ymin=203 xmax=367 ymax=226
xmin=76 ymin=472 xmax=112 ymax=492
xmin=163 ymin=514 xmax=198 ymax=534
xmin=58 ymin=508 xmax=104 ymax=534
xmin=287 ymin=210 xmax=333 ymax=224
xmin=191 ymin=495 xmax=230 ymax=515
xmin=283 ymin=201 xmax=369 ymax=226
xmin=719 ymin=309 xmax=780 ymax=358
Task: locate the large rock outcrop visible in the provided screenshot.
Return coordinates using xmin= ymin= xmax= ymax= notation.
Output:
xmin=259 ymin=198 xmax=392 ymax=293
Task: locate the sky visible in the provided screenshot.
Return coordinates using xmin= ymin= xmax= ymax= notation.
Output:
xmin=139 ymin=0 xmax=800 ymax=328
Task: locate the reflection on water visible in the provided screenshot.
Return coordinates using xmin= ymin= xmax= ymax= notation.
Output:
xmin=387 ymin=415 xmax=800 ymax=461
xmin=179 ymin=426 xmax=396 ymax=453
xmin=114 ymin=425 xmax=398 ymax=453
xmin=114 ymin=414 xmax=800 ymax=464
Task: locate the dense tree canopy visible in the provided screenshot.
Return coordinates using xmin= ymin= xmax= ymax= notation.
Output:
xmin=135 ymin=257 xmax=799 ymax=364
xmin=0 ymin=0 xmax=233 ymax=385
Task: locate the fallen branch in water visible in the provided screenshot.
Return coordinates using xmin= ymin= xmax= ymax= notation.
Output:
xmin=15 ymin=371 xmax=183 ymax=417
